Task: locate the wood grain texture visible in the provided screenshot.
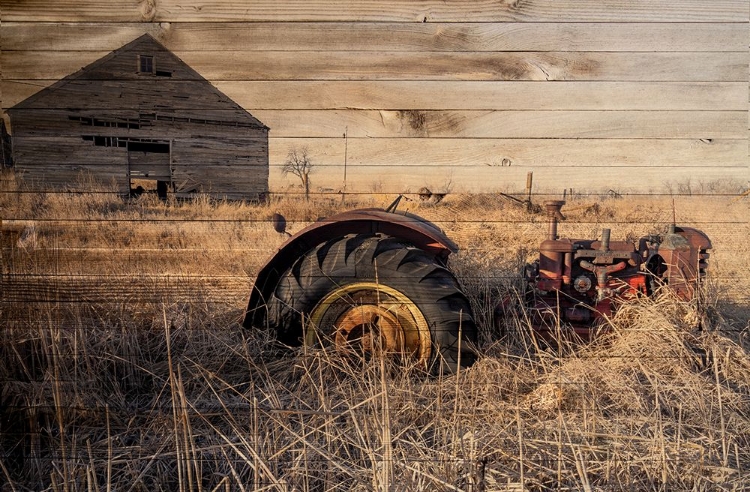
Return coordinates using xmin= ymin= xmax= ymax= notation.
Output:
xmin=3 ymin=22 xmax=746 ymax=52
xmin=7 ymin=109 xmax=744 ymax=139
xmin=267 ymin=164 xmax=746 ymax=194
xmin=265 ymin=136 xmax=748 ymax=191
xmin=0 ymin=273 xmax=247 ymax=304
xmin=14 ymin=137 xmax=743 ymax=170
xmin=2 ymin=1 xmax=745 ymax=22
xmin=251 ymin=110 xmax=749 ymax=139
xmin=5 ymin=81 xmax=744 ymax=112
xmin=212 ymin=82 xmax=747 ymax=111
xmin=5 ymin=51 xmax=747 ymax=82
xmin=266 ymin=137 xmax=747 ymax=168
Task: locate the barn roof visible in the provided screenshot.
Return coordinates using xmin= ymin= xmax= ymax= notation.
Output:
xmin=9 ymin=34 xmax=268 ymax=130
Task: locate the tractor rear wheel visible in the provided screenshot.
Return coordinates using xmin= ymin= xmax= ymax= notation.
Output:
xmin=267 ymin=234 xmax=477 ymax=373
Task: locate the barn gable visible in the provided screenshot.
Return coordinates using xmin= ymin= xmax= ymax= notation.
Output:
xmin=8 ymin=34 xmax=269 ymax=200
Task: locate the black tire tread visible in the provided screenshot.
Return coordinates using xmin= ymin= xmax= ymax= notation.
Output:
xmin=268 ymin=234 xmax=477 ymax=372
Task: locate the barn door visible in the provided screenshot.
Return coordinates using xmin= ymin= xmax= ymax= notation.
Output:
xmin=127 ymin=141 xmax=171 ymax=198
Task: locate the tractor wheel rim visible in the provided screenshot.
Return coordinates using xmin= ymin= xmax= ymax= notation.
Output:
xmin=306 ymin=282 xmax=432 ymax=367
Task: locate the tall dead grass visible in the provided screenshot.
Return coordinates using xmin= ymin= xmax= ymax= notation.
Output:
xmin=1 ymin=174 xmax=749 ymax=490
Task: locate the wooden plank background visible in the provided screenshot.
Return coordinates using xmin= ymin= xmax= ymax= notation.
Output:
xmin=0 ymin=8 xmax=748 ymax=486
xmin=1 ymin=1 xmax=748 ymax=194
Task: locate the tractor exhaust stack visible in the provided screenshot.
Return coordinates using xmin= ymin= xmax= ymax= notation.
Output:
xmin=545 ymin=200 xmax=566 ymax=241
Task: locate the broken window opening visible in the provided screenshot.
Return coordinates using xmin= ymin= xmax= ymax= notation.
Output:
xmin=70 ymin=116 xmax=140 ymax=129
xmin=80 ymin=136 xmax=169 ymax=148
xmin=81 ymin=135 xmax=127 ymax=148
xmin=135 ymin=112 xmax=259 ymax=129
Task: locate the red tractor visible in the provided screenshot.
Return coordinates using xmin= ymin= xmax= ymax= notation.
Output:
xmin=244 ymin=199 xmax=711 ymax=373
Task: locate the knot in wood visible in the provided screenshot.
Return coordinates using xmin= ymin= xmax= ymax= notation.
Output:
xmin=140 ymin=0 xmax=157 ymax=22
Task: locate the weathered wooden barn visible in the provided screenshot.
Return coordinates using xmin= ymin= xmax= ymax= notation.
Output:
xmin=7 ymin=34 xmax=269 ymax=200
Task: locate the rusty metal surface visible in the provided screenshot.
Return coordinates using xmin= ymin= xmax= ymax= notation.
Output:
xmin=309 ymin=285 xmax=431 ymax=366
xmin=523 ymin=200 xmax=712 ymax=339
xmin=658 ymin=226 xmax=712 ymax=301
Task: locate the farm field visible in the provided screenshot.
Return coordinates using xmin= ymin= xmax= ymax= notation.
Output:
xmin=1 ymin=171 xmax=749 ymax=490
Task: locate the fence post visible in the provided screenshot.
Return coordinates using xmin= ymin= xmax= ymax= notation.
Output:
xmin=525 ymin=172 xmax=533 ymax=211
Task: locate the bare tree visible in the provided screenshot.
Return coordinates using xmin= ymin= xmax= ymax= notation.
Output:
xmin=281 ymin=146 xmax=314 ymax=200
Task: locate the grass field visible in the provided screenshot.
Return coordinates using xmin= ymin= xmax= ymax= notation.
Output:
xmin=1 ymin=171 xmax=749 ymax=490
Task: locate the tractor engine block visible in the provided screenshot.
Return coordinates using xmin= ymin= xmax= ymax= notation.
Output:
xmin=522 ymin=201 xmax=711 ymax=338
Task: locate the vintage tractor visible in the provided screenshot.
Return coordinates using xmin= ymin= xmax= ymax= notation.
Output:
xmin=244 ymin=199 xmax=711 ymax=373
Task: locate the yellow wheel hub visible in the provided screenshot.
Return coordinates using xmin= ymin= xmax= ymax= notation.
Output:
xmin=306 ymin=282 xmax=432 ymax=367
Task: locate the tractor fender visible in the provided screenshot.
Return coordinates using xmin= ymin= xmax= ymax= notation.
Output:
xmin=243 ymin=208 xmax=458 ymax=329
xmin=674 ymin=226 xmax=712 ymax=252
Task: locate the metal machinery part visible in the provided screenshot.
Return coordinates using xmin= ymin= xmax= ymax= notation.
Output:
xmin=519 ymin=200 xmax=711 ymax=338
xmin=306 ymin=282 xmax=432 ymax=367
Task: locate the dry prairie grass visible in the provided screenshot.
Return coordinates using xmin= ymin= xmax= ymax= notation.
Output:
xmin=1 ymin=171 xmax=749 ymax=490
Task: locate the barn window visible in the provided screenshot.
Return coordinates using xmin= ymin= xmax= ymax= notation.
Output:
xmin=70 ymin=116 xmax=141 ymax=129
xmin=82 ymin=135 xmax=127 ymax=148
xmin=138 ymin=55 xmax=154 ymax=74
